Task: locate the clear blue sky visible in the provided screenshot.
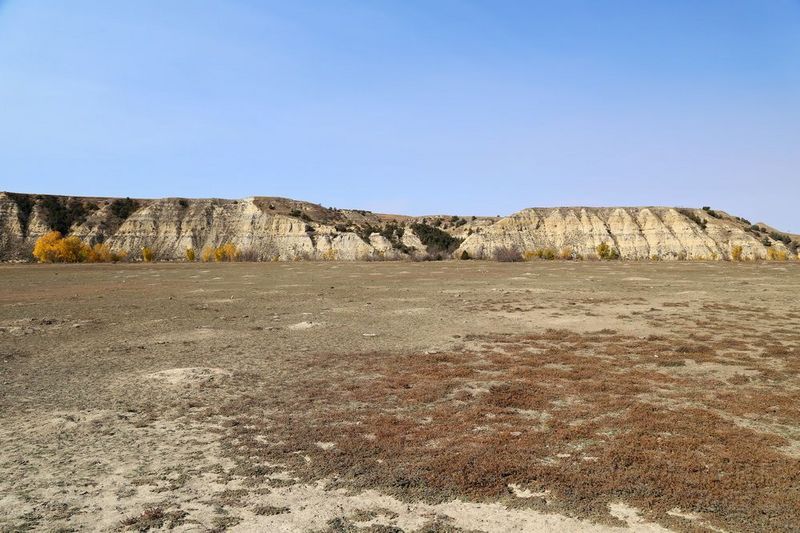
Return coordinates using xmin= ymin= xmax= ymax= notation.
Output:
xmin=1 ymin=1 xmax=798 ymax=231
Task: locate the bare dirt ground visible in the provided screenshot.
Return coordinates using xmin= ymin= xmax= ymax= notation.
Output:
xmin=1 ymin=261 xmax=798 ymax=532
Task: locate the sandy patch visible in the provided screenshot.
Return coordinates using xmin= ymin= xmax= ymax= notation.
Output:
xmin=145 ymin=367 xmax=231 ymax=385
xmin=287 ymin=321 xmax=324 ymax=330
xmin=232 ymin=481 xmax=672 ymax=532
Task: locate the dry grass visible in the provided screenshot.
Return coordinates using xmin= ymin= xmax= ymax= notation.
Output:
xmin=120 ymin=507 xmax=187 ymax=530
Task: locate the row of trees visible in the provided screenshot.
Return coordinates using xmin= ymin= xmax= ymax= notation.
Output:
xmin=32 ymin=231 xmax=241 ymax=263
xmin=32 ymin=232 xmax=127 ymax=263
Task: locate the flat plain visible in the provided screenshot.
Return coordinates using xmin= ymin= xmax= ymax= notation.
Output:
xmin=1 ymin=261 xmax=798 ymax=532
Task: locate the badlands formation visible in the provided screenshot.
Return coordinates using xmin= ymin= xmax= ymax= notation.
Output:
xmin=0 ymin=191 xmax=797 ymax=261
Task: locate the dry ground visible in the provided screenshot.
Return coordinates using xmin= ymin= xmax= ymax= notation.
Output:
xmin=0 ymin=261 xmax=798 ymax=532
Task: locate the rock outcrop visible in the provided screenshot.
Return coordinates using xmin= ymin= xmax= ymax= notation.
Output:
xmin=456 ymin=207 xmax=791 ymax=260
xmin=0 ymin=192 xmax=796 ymax=261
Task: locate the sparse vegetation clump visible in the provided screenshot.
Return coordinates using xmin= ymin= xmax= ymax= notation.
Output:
xmin=199 ymin=243 xmax=240 ymax=262
xmin=39 ymin=196 xmax=97 ymax=235
xmin=524 ymin=247 xmax=557 ymax=260
xmin=410 ymin=223 xmax=462 ymax=259
xmin=766 ymin=248 xmax=788 ymax=261
xmin=120 ymin=507 xmax=187 ymax=530
xmin=596 ymin=242 xmax=620 ymax=260
xmin=679 ymin=209 xmax=707 ymax=230
xmin=185 ymin=247 xmax=196 ymax=261
xmin=493 ymin=245 xmax=523 ymax=262
xmin=110 ymin=197 xmax=138 ymax=220
xmin=321 ymin=248 xmax=338 ymax=261
xmin=201 ymin=246 xmax=215 ymax=262
xmin=289 ymin=208 xmax=312 ymax=222
xmin=214 ymin=243 xmax=239 ymax=262
xmin=141 ymin=246 xmax=154 ymax=262
xmin=86 ymin=243 xmax=125 ymax=263
xmin=730 ymin=245 xmax=743 ymax=262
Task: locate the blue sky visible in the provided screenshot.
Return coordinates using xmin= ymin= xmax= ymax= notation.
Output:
xmin=1 ymin=1 xmax=798 ymax=231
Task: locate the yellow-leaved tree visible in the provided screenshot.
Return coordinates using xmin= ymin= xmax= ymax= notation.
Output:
xmin=32 ymin=231 xmax=64 ymax=263
xmin=57 ymin=236 xmax=89 ymax=263
xmin=214 ymin=243 xmax=239 ymax=262
xmin=201 ymin=246 xmax=215 ymax=262
xmin=34 ymin=232 xmax=122 ymax=263
xmin=86 ymin=243 xmax=113 ymax=263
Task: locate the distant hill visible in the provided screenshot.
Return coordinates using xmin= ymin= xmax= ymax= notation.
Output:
xmin=1 ymin=192 xmax=797 ymax=261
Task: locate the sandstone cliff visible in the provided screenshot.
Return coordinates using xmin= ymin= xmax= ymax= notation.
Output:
xmin=0 ymin=192 xmax=796 ymax=261
xmin=456 ymin=207 xmax=794 ymax=261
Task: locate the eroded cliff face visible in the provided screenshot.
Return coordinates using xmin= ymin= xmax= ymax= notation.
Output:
xmin=457 ymin=207 xmax=789 ymax=260
xmin=0 ymin=193 xmax=423 ymax=261
xmin=0 ymin=192 xmax=796 ymax=261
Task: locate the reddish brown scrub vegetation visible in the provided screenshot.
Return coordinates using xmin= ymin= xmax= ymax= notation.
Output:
xmin=211 ymin=329 xmax=800 ymax=532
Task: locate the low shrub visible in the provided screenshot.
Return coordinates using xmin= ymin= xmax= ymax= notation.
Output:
xmin=201 ymin=246 xmax=215 ymax=262
xmin=730 ymin=245 xmax=743 ymax=262
xmin=596 ymin=242 xmax=620 ymax=260
xmin=215 ymin=243 xmax=239 ymax=262
xmin=321 ymin=248 xmax=338 ymax=261
xmin=523 ymin=247 xmax=571 ymax=260
xmin=86 ymin=243 xmax=112 ymax=262
xmin=493 ymin=246 xmax=523 ymax=262
xmin=238 ymin=248 xmax=260 ymax=261
xmin=141 ymin=246 xmax=154 ymax=262
xmin=110 ymin=197 xmax=138 ymax=220
xmin=766 ymin=248 xmax=788 ymax=261
xmin=558 ymin=246 xmax=574 ymax=260
xmin=768 ymin=230 xmax=792 ymax=246
xmin=185 ymin=247 xmax=196 ymax=261
xmin=679 ymin=209 xmax=707 ymax=230
xmin=289 ymin=208 xmax=311 ymax=222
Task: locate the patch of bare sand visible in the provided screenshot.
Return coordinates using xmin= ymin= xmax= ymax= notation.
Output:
xmin=0 ymin=409 xmax=237 ymax=531
xmin=145 ymin=367 xmax=231 ymax=385
xmin=230 ymin=481 xmax=672 ymax=532
xmin=287 ymin=320 xmax=325 ymax=330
